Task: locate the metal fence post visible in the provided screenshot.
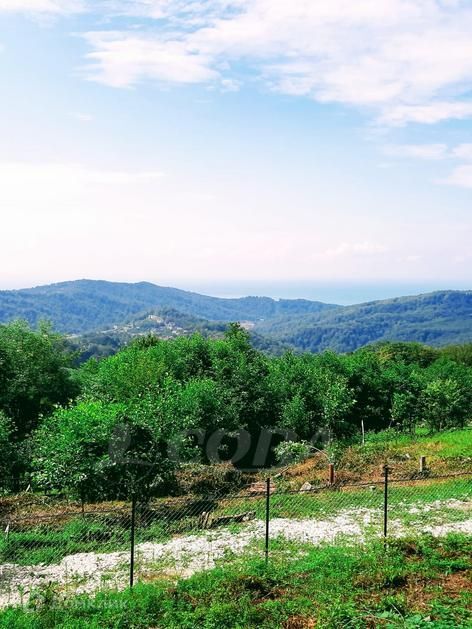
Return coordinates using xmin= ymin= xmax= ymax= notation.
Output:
xmin=383 ymin=465 xmax=389 ymax=547
xmin=265 ymin=477 xmax=270 ymax=566
xmin=130 ymin=492 xmax=137 ymax=588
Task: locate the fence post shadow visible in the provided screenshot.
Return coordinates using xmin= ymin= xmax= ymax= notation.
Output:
xmin=383 ymin=465 xmax=389 ymax=549
xmin=265 ymin=477 xmax=271 ymax=567
xmin=130 ymin=492 xmax=137 ymax=589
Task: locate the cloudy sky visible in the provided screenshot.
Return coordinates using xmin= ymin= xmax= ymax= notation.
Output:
xmin=0 ymin=0 xmax=471 ymax=296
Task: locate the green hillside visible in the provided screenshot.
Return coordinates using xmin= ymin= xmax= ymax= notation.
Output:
xmin=0 ymin=280 xmax=334 ymax=334
xmin=255 ymin=290 xmax=472 ymax=352
xmin=68 ymin=307 xmax=290 ymax=360
xmin=0 ymin=282 xmax=471 ymax=353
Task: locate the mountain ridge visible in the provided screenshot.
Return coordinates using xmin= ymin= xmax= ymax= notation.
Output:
xmin=0 ymin=279 xmax=336 ymax=334
xmin=255 ymin=289 xmax=472 ymax=352
xmin=0 ymin=280 xmax=471 ymax=354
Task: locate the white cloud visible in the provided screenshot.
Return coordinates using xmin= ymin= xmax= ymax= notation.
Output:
xmin=379 ymin=101 xmax=472 ymax=126
xmin=384 ymin=142 xmax=472 ymax=187
xmin=442 ymin=164 xmax=472 ymax=188
xmin=0 ymin=0 xmax=84 ymax=13
xmin=83 ymin=31 xmax=218 ymax=87
xmin=78 ymin=0 xmax=472 ymax=126
xmin=384 ymin=143 xmax=448 ymax=160
xmin=451 ymin=144 xmax=472 ymax=160
xmin=0 ymin=162 xmax=164 ymax=206
xmin=70 ymin=111 xmax=94 ymax=122
xmin=4 ymin=1 xmax=472 ymax=126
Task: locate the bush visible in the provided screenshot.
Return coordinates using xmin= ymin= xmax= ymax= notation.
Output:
xmin=274 ymin=440 xmax=312 ymax=466
xmin=30 ymin=400 xmax=177 ymax=501
xmin=176 ymin=463 xmax=246 ymax=495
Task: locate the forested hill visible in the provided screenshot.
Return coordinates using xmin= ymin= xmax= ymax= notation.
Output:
xmin=0 ymin=280 xmax=335 ymax=334
xmin=254 ymin=290 xmax=472 ymax=352
xmin=0 ymin=281 xmax=471 ymax=353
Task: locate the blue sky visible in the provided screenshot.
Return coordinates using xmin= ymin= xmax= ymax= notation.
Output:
xmin=0 ymin=1 xmax=471 ymax=299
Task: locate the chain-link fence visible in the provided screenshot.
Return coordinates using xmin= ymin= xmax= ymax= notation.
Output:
xmin=1 ymin=471 xmax=471 ymax=608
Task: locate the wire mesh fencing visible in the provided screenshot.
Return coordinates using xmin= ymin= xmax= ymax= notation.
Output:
xmin=263 ymin=471 xmax=472 ymax=558
xmin=0 ymin=471 xmax=470 ymax=608
xmin=133 ymin=489 xmax=268 ymax=583
xmin=0 ymin=506 xmax=132 ymax=608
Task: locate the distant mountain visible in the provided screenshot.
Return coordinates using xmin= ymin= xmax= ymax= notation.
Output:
xmin=254 ymin=290 xmax=472 ymax=352
xmin=1 ymin=281 xmax=471 ymax=355
xmin=0 ymin=280 xmax=336 ymax=334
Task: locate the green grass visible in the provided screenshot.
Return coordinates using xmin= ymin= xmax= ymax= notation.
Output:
xmin=1 ymin=477 xmax=470 ymax=567
xmin=410 ymin=427 xmax=472 ymax=460
xmin=0 ymin=534 xmax=470 ymax=628
xmin=0 ymin=516 xmax=175 ymax=567
xmin=0 ymin=518 xmax=130 ymax=566
xmin=219 ymin=477 xmax=471 ymax=520
xmin=360 ymin=427 xmax=472 ymax=462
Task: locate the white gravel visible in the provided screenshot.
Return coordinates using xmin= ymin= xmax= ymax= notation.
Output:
xmin=0 ymin=499 xmax=470 ymax=609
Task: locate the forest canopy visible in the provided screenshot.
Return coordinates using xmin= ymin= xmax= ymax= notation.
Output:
xmin=0 ymin=320 xmax=471 ymax=500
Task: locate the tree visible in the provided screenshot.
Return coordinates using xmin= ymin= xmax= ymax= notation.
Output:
xmin=391 ymin=391 xmax=420 ymax=433
xmin=318 ymin=372 xmax=355 ymax=442
xmin=268 ymin=351 xmax=354 ymax=442
xmin=209 ymin=324 xmax=274 ymax=434
xmin=0 ymin=321 xmax=78 ymax=437
xmin=345 ymin=349 xmax=392 ymax=432
xmin=440 ymin=344 xmax=472 ymax=367
xmin=31 ymin=400 xmax=177 ymax=500
xmin=0 ymin=411 xmax=16 ymax=492
xmin=280 ymin=394 xmax=311 ymax=437
xmin=375 ymin=341 xmax=438 ymax=367
xmin=421 ymin=378 xmax=468 ymax=432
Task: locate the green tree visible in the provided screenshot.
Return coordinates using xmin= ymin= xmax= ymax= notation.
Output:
xmin=421 ymin=378 xmax=469 ymax=432
xmin=345 ymin=349 xmax=392 ymax=432
xmin=209 ymin=324 xmax=273 ymax=433
xmin=31 ymin=400 xmax=177 ymax=500
xmin=391 ymin=391 xmax=420 ymax=433
xmin=0 ymin=321 xmax=78 ymax=437
xmin=0 ymin=411 xmax=16 ymax=491
xmin=319 ymin=372 xmax=355 ymax=442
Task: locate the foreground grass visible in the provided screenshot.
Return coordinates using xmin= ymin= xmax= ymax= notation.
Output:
xmin=1 ymin=534 xmax=470 ymax=628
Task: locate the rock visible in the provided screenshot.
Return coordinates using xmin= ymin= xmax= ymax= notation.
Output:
xmin=300 ymin=482 xmax=313 ymax=493
xmin=248 ymin=481 xmax=276 ymax=495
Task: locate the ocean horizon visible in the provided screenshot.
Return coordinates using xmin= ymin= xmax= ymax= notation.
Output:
xmin=176 ymin=280 xmax=472 ymax=306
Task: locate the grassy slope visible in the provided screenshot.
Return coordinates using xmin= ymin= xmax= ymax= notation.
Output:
xmin=281 ymin=428 xmax=472 ymax=486
xmin=1 ymin=535 xmax=470 ymax=628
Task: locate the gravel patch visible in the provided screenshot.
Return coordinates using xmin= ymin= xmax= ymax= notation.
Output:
xmin=0 ymin=498 xmax=470 ymax=609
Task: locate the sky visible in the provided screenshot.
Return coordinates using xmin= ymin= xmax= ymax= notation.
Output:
xmin=0 ymin=0 xmax=471 ymax=300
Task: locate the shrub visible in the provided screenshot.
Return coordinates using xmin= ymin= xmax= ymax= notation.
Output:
xmin=274 ymin=441 xmax=312 ymax=466
xmin=176 ymin=463 xmax=245 ymax=495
